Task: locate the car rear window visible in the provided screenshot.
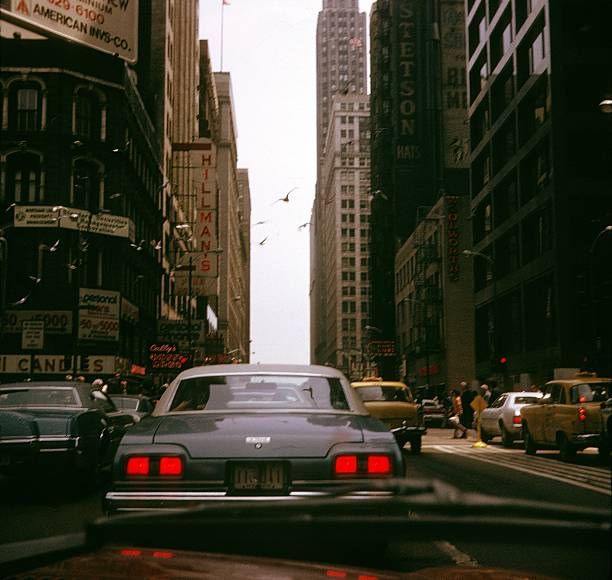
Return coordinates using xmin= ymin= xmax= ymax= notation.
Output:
xmin=514 ymin=396 xmax=540 ymax=404
xmin=570 ymin=383 xmax=610 ymax=404
xmin=112 ymin=397 xmax=139 ymax=411
xmin=0 ymin=387 xmax=79 ymax=407
xmin=355 ymin=386 xmax=410 ymax=403
xmin=169 ymin=374 xmax=350 ymax=412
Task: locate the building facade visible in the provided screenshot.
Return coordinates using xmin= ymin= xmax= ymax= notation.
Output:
xmin=465 ymin=0 xmax=612 ymax=382
xmin=0 ymin=7 xmax=164 ymax=380
xmin=311 ymin=0 xmax=371 ymax=378
xmin=369 ymin=0 xmax=470 ymax=378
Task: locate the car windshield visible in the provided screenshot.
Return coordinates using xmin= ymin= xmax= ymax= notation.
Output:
xmin=0 ymin=387 xmax=79 ymax=407
xmin=111 ymin=397 xmax=139 ymax=411
xmin=169 ymin=374 xmax=350 ymax=412
xmin=356 ymin=386 xmax=409 ymax=402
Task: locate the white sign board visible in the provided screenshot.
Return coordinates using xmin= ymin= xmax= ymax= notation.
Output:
xmin=79 ymin=288 xmax=120 ymax=342
xmin=21 ymin=320 xmax=44 ymax=350
xmin=1 ymin=310 xmax=72 ymax=335
xmin=0 ymin=354 xmax=118 ymax=374
xmin=14 ymin=205 xmax=135 ymax=241
xmin=9 ymin=0 xmax=138 ymax=63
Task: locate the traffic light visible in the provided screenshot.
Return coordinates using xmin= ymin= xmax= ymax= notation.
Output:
xmin=493 ymin=355 xmax=508 ymax=373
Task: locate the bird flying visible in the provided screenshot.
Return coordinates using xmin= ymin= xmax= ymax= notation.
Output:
xmin=273 ymin=187 xmax=298 ymax=204
xmin=298 ymin=222 xmax=311 ymax=230
xmin=258 ymin=236 xmax=268 ymax=246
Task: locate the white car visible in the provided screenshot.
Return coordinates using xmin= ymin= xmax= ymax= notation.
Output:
xmin=479 ymin=391 xmax=543 ymax=447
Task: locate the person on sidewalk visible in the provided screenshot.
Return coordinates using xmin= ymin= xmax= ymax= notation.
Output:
xmin=460 ymin=381 xmax=475 ymax=432
xmin=449 ymin=389 xmax=468 ymax=438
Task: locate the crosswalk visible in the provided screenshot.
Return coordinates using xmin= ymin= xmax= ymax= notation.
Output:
xmin=428 ymin=444 xmax=611 ymax=495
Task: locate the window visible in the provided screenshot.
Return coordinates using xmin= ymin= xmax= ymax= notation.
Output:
xmin=529 ymin=31 xmax=546 ymax=73
xmin=74 ymin=88 xmax=103 ymax=140
xmin=10 ymin=82 xmax=42 ymax=132
xmin=72 ymin=159 xmax=103 ymax=211
xmin=5 ymin=152 xmax=43 ymax=204
xmin=342 ymin=301 xmax=356 ymax=314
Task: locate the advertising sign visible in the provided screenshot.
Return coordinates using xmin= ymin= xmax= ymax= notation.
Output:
xmin=9 ymin=0 xmax=138 ymax=63
xmin=157 ymin=320 xmax=204 ymax=343
xmin=13 ymin=205 xmax=135 ymax=240
xmin=79 ymin=288 xmax=120 ymax=342
xmin=149 ymin=343 xmax=189 ymax=370
xmin=21 ymin=320 xmax=44 ymax=350
xmin=1 ymin=310 xmax=72 ymax=335
xmin=0 ymin=354 xmax=118 ymax=374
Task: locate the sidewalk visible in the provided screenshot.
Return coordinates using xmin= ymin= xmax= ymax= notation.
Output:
xmin=424 ymin=427 xmax=481 ymax=446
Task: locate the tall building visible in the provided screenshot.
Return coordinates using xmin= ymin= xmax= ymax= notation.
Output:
xmin=315 ymin=0 xmax=367 ymax=181
xmin=311 ymin=0 xmax=370 ymax=378
xmin=0 ymin=4 xmax=164 ymax=380
xmin=465 ymin=0 xmax=612 ymax=382
xmin=369 ymin=0 xmax=470 ymax=378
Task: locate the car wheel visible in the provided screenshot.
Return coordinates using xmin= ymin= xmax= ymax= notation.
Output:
xmin=500 ymin=423 xmax=513 ymax=448
xmin=410 ymin=437 xmax=422 ymax=455
xmin=558 ymin=434 xmax=576 ymax=462
xmin=479 ymin=428 xmax=491 ymax=443
xmin=523 ymin=424 xmax=537 ymax=455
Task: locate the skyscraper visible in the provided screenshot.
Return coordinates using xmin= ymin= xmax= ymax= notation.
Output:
xmin=311 ymin=0 xmax=370 ymax=378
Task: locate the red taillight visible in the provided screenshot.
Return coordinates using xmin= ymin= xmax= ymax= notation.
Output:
xmin=578 ymin=407 xmax=587 ymax=422
xmin=334 ymin=455 xmax=358 ymax=474
xmin=367 ymin=455 xmax=392 ymax=475
xmin=513 ymin=415 xmax=521 ymax=425
xmin=120 ymin=549 xmax=142 ymax=557
xmin=126 ymin=456 xmax=150 ymax=476
xmin=159 ymin=456 xmax=183 ymax=476
xmin=152 ymin=551 xmax=175 ymax=559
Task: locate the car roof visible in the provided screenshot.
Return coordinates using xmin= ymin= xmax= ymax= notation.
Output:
xmin=0 ymin=381 xmax=87 ymax=389
xmin=545 ymin=378 xmax=612 ymax=385
xmin=176 ymin=363 xmax=349 ymax=379
xmin=505 ymin=391 xmax=543 ymax=397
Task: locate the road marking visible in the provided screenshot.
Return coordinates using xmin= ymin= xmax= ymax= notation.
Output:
xmin=434 ymin=541 xmax=479 ymax=567
xmin=430 ymin=445 xmax=611 ymax=495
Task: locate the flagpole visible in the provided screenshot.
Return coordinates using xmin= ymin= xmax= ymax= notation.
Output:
xmin=220 ymin=0 xmax=225 ymax=72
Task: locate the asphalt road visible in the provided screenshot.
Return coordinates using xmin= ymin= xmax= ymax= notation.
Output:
xmin=1 ymin=428 xmax=609 ymax=578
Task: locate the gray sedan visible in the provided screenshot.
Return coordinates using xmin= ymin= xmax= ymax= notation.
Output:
xmin=479 ymin=391 xmax=543 ymax=447
xmin=104 ymin=364 xmax=405 ymax=513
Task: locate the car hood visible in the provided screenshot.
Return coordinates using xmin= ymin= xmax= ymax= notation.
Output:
xmin=151 ymin=413 xmax=365 ymax=458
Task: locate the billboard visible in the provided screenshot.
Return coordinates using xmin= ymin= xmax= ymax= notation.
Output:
xmin=8 ymin=0 xmax=138 ymax=63
xmin=79 ymin=288 xmax=120 ymax=341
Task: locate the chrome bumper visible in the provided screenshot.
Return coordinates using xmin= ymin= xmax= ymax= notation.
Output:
xmin=104 ymin=489 xmax=394 ymax=513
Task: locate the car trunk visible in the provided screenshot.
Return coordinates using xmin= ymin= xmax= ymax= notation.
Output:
xmin=4 ymin=408 xmax=81 ymax=436
xmin=152 ymin=413 xmax=364 ymax=458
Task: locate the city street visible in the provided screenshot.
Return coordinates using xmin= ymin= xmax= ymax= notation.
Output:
xmin=1 ymin=428 xmax=609 ymax=578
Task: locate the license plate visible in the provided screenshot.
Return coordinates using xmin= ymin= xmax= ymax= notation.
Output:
xmin=231 ymin=462 xmax=285 ymax=492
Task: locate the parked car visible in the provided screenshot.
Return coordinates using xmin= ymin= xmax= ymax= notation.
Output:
xmin=0 ymin=381 xmax=136 ymax=484
xmin=104 ymin=364 xmax=405 ymax=513
xmin=521 ymin=375 xmax=612 ymax=461
xmin=109 ymin=394 xmax=154 ymax=422
xmin=351 ymin=378 xmax=426 ymax=454
xmin=420 ymin=397 xmax=448 ymax=427
xmin=479 ymin=391 xmax=543 ymax=447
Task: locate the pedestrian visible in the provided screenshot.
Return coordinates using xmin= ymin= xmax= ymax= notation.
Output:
xmin=459 ymin=381 xmax=475 ymax=431
xmin=448 ymin=389 xmax=467 ymax=438
xmin=481 ymin=383 xmax=491 ymax=404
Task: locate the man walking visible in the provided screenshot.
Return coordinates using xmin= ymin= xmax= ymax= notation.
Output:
xmin=460 ymin=381 xmax=475 ymax=431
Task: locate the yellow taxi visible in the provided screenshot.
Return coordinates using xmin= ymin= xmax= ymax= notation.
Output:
xmin=351 ymin=377 xmax=426 ymax=454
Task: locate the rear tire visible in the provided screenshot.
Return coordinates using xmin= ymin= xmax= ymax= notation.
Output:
xmin=558 ymin=434 xmax=576 ymax=462
xmin=500 ymin=423 xmax=513 ymax=448
xmin=410 ymin=437 xmax=422 ymax=455
xmin=523 ymin=424 xmax=537 ymax=455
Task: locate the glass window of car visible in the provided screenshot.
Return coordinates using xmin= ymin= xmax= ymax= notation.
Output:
xmin=514 ymin=396 xmax=541 ymax=404
xmin=91 ymin=389 xmax=117 ymax=413
xmin=170 ymin=374 xmax=350 ymax=412
xmin=0 ymin=387 xmax=78 ymax=407
xmin=112 ymin=396 xmax=139 ymax=411
xmin=490 ymin=394 xmax=507 ymax=408
xmin=570 ymin=382 xmax=610 ymax=404
xmin=356 ymin=386 xmax=409 ymax=403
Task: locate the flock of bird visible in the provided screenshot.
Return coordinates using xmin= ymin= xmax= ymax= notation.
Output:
xmin=253 ymin=186 xmax=311 ymax=247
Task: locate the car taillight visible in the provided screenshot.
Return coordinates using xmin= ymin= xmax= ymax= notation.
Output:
xmin=159 ymin=456 xmax=183 ymax=476
xmin=578 ymin=407 xmax=587 ymax=422
xmin=126 ymin=456 xmax=150 ymax=476
xmin=367 ymin=455 xmax=392 ymax=475
xmin=335 ymin=455 xmax=358 ymax=474
xmin=513 ymin=413 xmax=521 ymax=425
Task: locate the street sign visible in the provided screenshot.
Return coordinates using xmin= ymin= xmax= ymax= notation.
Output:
xmin=21 ymin=320 xmax=44 ymax=350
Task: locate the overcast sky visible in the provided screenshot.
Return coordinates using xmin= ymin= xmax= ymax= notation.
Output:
xmin=199 ymin=0 xmax=375 ymax=364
